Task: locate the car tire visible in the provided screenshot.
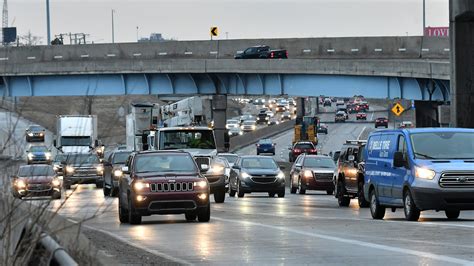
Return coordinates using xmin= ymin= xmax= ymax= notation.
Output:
xmin=290 ymin=177 xmax=297 ymax=194
xmin=185 ymin=213 xmax=197 ymax=221
xmin=128 ymin=197 xmax=142 ymax=225
xmin=52 ymin=191 xmax=61 ymax=200
xmin=272 ymin=152 xmax=275 ymax=156
xmin=257 ymin=152 xmax=260 ymax=155
xmin=326 ymin=190 xmax=333 ymax=195
xmin=118 ymin=194 xmax=129 ymax=223
xmin=403 ymin=189 xmax=420 ymax=221
xmin=214 ymin=189 xmax=226 ymax=203
xmin=370 ymin=189 xmax=385 ymax=220
xmin=385 ymin=126 xmax=388 ymax=128
xmin=268 ymin=192 xmax=275 ymax=197
xmin=96 ymin=181 xmax=104 ymax=189
xmin=298 ymin=178 xmax=306 ymax=195
xmin=336 ymin=180 xmax=350 ymax=207
xmin=64 ymin=182 xmax=71 ymax=190
xmin=111 ymin=187 xmax=119 ymax=197
xmin=237 ymin=181 xmax=245 ymax=198
xmin=198 ymin=202 xmax=211 ymax=222
xmin=445 ymin=210 xmax=460 ymax=220
xmin=229 ymin=185 xmax=236 ymax=197
xmin=278 ymin=190 xmax=285 ymax=198
xmin=357 ymin=181 xmax=369 ymax=208
xmin=103 ymin=184 xmax=111 ymax=197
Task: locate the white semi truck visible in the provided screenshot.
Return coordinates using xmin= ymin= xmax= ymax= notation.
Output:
xmin=126 ymin=103 xmax=160 ymax=151
xmin=54 ymin=115 xmax=99 ymax=154
xmin=161 ymin=96 xmax=211 ymax=127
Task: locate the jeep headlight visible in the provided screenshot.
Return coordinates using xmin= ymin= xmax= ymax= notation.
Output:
xmin=15 ymin=179 xmax=26 ymax=189
xmin=114 ymin=169 xmax=123 ymax=177
xmin=134 ymin=181 xmax=150 ymax=191
xmin=415 ymin=166 xmax=435 ymax=180
xmin=276 ymin=171 xmax=285 ymax=180
xmin=96 ymin=165 xmax=104 ymax=173
xmin=52 ymin=179 xmax=61 ymax=187
xmin=193 ymin=180 xmax=208 ymax=188
xmin=27 ymin=153 xmax=34 ymax=160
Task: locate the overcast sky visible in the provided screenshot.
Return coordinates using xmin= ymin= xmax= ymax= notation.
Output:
xmin=8 ymin=0 xmax=449 ymax=44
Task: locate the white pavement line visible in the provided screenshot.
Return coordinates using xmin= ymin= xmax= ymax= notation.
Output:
xmin=53 ymin=55 xmax=63 ymax=59
xmin=81 ymin=224 xmax=193 ymax=265
xmin=370 ymin=111 xmax=375 ymax=121
xmin=27 ymin=56 xmax=36 ymax=60
xmin=80 ymin=54 xmax=90 ymax=58
xmin=398 ymin=48 xmax=407 ymax=52
xmin=132 ymin=53 xmax=142 ymax=57
xmin=213 ymin=217 xmax=473 ymax=265
xmin=374 ymin=48 xmax=383 ymax=52
xmin=357 ymin=126 xmax=367 ymax=140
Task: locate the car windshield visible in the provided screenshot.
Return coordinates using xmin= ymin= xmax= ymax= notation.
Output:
xmin=28 ymin=126 xmax=44 ymax=131
xmin=410 ymin=132 xmax=474 ymax=160
xmin=295 ymin=143 xmax=314 ymax=149
xmin=29 ymin=146 xmax=48 ymax=152
xmin=67 ymin=154 xmax=99 ymax=165
xmin=113 ymin=152 xmax=131 ymax=164
xmin=227 ymin=120 xmax=239 ymax=124
xmin=241 ymin=157 xmax=278 ymax=170
xmin=134 ymin=154 xmax=197 ymax=173
xmin=259 ymin=139 xmax=272 ymax=144
xmin=18 ymin=166 xmax=55 ymax=177
xmin=304 ymin=157 xmax=335 ymax=168
xmin=61 ymin=136 xmax=92 ymax=146
xmin=160 ymin=130 xmax=216 ymax=150
xmin=219 ymin=155 xmax=238 ymax=164
xmin=243 ymin=121 xmax=255 ymax=125
xmin=54 ymin=154 xmax=67 ymax=162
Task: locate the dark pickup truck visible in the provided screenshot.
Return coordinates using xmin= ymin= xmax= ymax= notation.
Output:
xmin=235 ymin=45 xmax=288 ymax=59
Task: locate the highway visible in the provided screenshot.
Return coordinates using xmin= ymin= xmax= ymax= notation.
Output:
xmin=43 ymin=103 xmax=473 ymax=265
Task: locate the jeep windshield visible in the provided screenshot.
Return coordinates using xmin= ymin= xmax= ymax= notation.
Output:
xmin=67 ymin=154 xmax=100 ymax=165
xmin=410 ymin=132 xmax=474 ymax=160
xmin=19 ymin=165 xmax=55 ymax=177
xmin=134 ymin=154 xmax=198 ymax=173
xmin=160 ymin=130 xmax=216 ymax=150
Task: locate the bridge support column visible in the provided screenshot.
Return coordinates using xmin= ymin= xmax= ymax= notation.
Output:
xmin=450 ymin=0 xmax=474 ymax=127
xmin=212 ymin=95 xmax=228 ymax=152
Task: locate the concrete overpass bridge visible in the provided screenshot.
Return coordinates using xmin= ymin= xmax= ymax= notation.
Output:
xmin=0 ymin=36 xmax=450 ymax=100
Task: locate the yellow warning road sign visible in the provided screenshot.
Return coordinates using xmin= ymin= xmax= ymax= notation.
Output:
xmin=391 ymin=103 xmax=405 ymax=116
xmin=210 ymin=27 xmax=219 ymax=37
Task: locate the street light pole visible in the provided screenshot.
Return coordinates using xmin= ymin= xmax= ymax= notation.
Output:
xmin=111 ymin=9 xmax=115 ymax=43
xmin=422 ymin=0 xmax=426 ymax=35
xmin=46 ymin=0 xmax=51 ymax=44
xmin=136 ymin=26 xmax=139 ymax=42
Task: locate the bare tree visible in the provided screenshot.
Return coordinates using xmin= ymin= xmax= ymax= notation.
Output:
xmin=18 ymin=31 xmax=42 ymax=46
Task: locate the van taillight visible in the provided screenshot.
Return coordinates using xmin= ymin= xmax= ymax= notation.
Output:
xmin=271 ymin=52 xmax=274 ymax=58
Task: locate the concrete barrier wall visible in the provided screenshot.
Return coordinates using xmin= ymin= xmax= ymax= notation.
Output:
xmin=230 ymin=120 xmax=295 ymax=152
xmin=0 ymin=37 xmax=449 ymax=64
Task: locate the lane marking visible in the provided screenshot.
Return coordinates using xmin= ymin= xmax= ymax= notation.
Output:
xmin=370 ymin=111 xmax=375 ymax=121
xmin=81 ymin=223 xmax=193 ymax=265
xmin=213 ymin=217 xmax=473 ymax=265
xmin=357 ymin=126 xmax=367 ymax=140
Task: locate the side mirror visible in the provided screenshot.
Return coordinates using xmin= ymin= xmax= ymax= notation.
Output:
xmin=295 ymin=163 xmax=302 ymax=169
xmin=232 ymin=165 xmax=241 ymax=170
xmin=348 ymin=155 xmax=355 ymax=161
xmin=393 ymin=152 xmax=405 ymax=168
xmin=121 ymin=166 xmax=130 ymax=174
xmin=94 ymin=140 xmax=99 ymax=147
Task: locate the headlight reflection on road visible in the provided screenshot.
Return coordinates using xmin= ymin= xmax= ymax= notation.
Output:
xmin=196 ymin=225 xmax=212 ymax=260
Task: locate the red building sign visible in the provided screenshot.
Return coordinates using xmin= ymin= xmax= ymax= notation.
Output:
xmin=424 ymin=27 xmax=449 ymax=37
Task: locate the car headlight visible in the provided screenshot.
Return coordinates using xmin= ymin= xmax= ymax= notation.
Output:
xmin=239 ymin=131 xmax=243 ymax=135
xmin=241 ymin=172 xmax=251 ymax=179
xmin=193 ymin=180 xmax=208 ymax=188
xmin=27 ymin=133 xmax=34 ymax=137
xmin=96 ymin=165 xmax=104 ymax=173
xmin=114 ymin=169 xmax=123 ymax=177
xmin=66 ymin=166 xmax=75 ymax=174
xmin=27 ymin=153 xmax=34 ymax=160
xmin=265 ymin=117 xmax=269 ymax=120
xmin=415 ymin=166 xmax=435 ymax=180
xmin=303 ymin=170 xmax=313 ymax=179
xmin=52 ymin=179 xmax=61 ymax=187
xmin=240 ymin=126 xmax=244 ymax=130
xmin=134 ymin=181 xmax=150 ymax=191
xmin=53 ymin=164 xmax=59 ymax=171
xmin=39 ymin=132 xmax=44 ymax=137
xmin=16 ymin=180 xmax=26 ymax=189
xmin=45 ymin=152 xmax=52 ymax=160
xmin=252 ymin=125 xmax=256 ymax=130
xmin=209 ymin=164 xmax=225 ymax=174
xmin=277 ymin=171 xmax=285 ymax=180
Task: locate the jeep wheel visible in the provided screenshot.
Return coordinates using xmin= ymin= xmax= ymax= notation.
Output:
xmin=445 ymin=210 xmax=460 ymax=220
xmin=268 ymin=192 xmax=275 ymax=197
xmin=118 ymin=194 xmax=129 ymax=223
xmin=370 ymin=189 xmax=385 ymax=220
xmin=52 ymin=191 xmax=61 ymax=200
xmin=214 ymin=189 xmax=226 ymax=203
xmin=237 ymin=181 xmax=245 ymax=198
xmin=64 ymin=182 xmax=71 ymax=190
xmin=278 ymin=190 xmax=285 ymax=198
xmin=229 ymin=184 xmax=236 ymax=197
xmin=128 ymin=197 xmax=142 ymax=225
xmin=198 ymin=202 xmax=211 ymax=222
xmin=111 ymin=186 xmax=119 ymax=197
xmin=336 ymin=181 xmax=350 ymax=207
xmin=403 ymin=189 xmax=420 ymax=221
xmin=357 ymin=181 xmax=369 ymax=208
xmin=298 ymin=178 xmax=306 ymax=195
xmin=185 ymin=213 xmax=197 ymax=221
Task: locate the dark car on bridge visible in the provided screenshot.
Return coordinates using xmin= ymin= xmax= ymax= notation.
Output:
xmin=102 ymin=150 xmax=133 ymax=197
xmin=256 ymin=139 xmax=276 ymax=155
xmin=290 ymin=155 xmax=336 ymax=195
xmin=356 ymin=112 xmax=367 ymax=120
xmin=11 ymin=165 xmax=61 ymax=200
xmin=25 ymin=125 xmax=46 ymax=142
xmin=118 ymin=150 xmax=210 ymax=224
xmin=289 ymin=141 xmax=317 ymax=162
xmin=235 ymin=45 xmax=288 ymax=59
xmin=63 ymin=153 xmax=104 ymax=189
xmin=229 ymin=156 xmax=285 ymax=198
xmin=26 ymin=145 xmax=52 ymax=165
xmin=317 ymin=124 xmax=328 ymax=134
xmin=335 ymin=111 xmax=347 ymax=123
xmin=334 ymin=140 xmax=369 ymax=208
xmin=375 ymin=117 xmax=389 ymax=128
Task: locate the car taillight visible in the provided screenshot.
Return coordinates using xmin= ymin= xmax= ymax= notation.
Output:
xmin=270 ymin=52 xmax=274 ymax=58
xmin=384 ymin=119 xmax=388 ymax=122
xmin=310 ymin=149 xmax=317 ymax=153
xmin=285 ymin=51 xmax=288 ymax=57
xmin=294 ymin=149 xmax=301 ymax=153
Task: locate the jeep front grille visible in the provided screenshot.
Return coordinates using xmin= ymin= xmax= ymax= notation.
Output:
xmin=150 ymin=182 xmax=194 ymax=192
xmin=439 ymin=172 xmax=474 ymax=188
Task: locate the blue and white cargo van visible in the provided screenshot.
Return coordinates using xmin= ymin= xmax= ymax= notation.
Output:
xmin=364 ymin=128 xmax=474 ymax=221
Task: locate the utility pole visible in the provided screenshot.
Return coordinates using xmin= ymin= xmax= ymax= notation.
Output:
xmin=111 ymin=9 xmax=115 ymax=43
xmin=2 ymin=0 xmax=8 ymax=28
xmin=136 ymin=26 xmax=139 ymax=42
xmin=422 ymin=0 xmax=426 ymax=35
xmin=46 ymin=0 xmax=51 ymax=44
